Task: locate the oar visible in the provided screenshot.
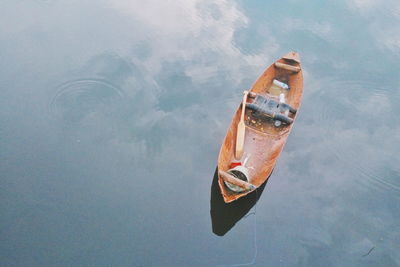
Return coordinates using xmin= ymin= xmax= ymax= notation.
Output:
xmin=235 ymin=90 xmax=249 ymax=160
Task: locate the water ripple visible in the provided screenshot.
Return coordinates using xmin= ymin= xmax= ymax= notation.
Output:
xmin=49 ymin=78 xmax=125 ymax=124
xmin=311 ymin=78 xmax=400 ymax=195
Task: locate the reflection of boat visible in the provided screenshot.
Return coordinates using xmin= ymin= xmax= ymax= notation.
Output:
xmin=210 ymin=168 xmax=269 ymax=236
xmin=218 ymin=52 xmax=304 ymax=203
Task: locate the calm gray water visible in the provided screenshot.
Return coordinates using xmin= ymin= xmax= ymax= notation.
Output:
xmin=1 ymin=0 xmax=400 ymax=266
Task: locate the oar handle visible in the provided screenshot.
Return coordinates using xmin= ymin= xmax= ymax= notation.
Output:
xmin=240 ymin=91 xmax=249 ymax=120
xmin=248 ymin=92 xmax=257 ymax=99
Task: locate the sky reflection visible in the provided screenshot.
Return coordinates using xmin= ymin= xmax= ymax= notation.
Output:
xmin=1 ymin=0 xmax=400 ymax=266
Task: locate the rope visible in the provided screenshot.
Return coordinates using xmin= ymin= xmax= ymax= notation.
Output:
xmin=218 ymin=189 xmax=259 ymax=267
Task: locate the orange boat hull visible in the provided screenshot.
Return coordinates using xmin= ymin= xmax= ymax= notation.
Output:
xmin=217 ymin=52 xmax=304 ymax=203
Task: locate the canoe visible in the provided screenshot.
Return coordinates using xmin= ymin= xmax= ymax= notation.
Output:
xmin=217 ymin=51 xmax=304 ymax=203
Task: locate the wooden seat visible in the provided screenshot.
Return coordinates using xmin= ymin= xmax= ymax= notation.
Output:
xmin=274 ymin=62 xmax=301 ymax=72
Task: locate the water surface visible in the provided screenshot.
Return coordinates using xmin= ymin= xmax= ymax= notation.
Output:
xmin=1 ymin=0 xmax=400 ymax=266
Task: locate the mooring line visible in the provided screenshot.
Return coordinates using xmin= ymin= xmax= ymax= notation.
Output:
xmin=218 ymin=189 xmax=258 ymax=267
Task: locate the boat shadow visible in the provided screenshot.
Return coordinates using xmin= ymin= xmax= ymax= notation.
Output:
xmin=210 ymin=167 xmax=270 ymax=236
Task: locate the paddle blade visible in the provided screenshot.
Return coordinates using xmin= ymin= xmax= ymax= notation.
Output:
xmin=235 ymin=121 xmax=245 ymax=159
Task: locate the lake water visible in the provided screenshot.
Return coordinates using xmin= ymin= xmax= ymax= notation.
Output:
xmin=1 ymin=0 xmax=400 ymax=266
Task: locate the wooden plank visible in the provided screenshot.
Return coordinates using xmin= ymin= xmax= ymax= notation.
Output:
xmin=274 ymin=62 xmax=301 ymax=72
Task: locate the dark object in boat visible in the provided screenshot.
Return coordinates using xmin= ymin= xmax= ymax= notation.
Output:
xmin=246 ymin=103 xmax=293 ymax=124
xmin=210 ymin=168 xmax=269 ymax=236
xmin=249 ymin=94 xmax=297 ymax=114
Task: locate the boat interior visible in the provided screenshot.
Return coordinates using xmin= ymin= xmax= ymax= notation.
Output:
xmin=244 ymin=55 xmax=302 ymax=136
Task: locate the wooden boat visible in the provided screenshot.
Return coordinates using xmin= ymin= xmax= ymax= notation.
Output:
xmin=217 ymin=52 xmax=304 ymax=203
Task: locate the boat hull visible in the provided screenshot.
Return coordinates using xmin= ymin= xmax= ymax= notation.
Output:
xmin=217 ymin=52 xmax=304 ymax=203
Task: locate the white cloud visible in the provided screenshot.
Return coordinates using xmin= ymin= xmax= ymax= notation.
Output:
xmin=282 ymin=18 xmax=333 ymax=40
xmin=346 ymin=0 xmax=400 ymax=55
xmin=346 ymin=0 xmax=381 ymax=10
xmin=373 ymin=23 xmax=400 ymax=55
xmin=107 ymin=0 xmax=277 ymax=83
